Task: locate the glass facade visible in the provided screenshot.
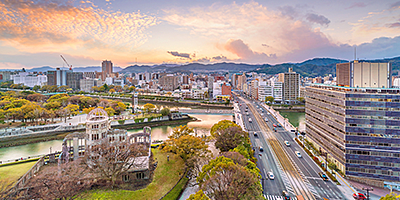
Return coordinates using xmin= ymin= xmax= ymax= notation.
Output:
xmin=306 ymin=84 xmax=400 ymax=182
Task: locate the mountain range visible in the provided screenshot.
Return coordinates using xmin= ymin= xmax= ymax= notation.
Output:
xmin=2 ymin=56 xmax=400 ymax=77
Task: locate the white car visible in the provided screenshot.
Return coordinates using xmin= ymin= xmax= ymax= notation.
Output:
xmin=268 ymin=172 xmax=274 ymax=180
xmin=265 ymin=118 xmax=269 ymax=122
xmin=295 ymin=151 xmax=302 ymax=158
xmin=284 ymin=141 xmax=290 ymax=147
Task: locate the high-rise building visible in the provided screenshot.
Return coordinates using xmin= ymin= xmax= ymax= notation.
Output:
xmin=258 ymin=81 xmax=273 ymax=102
xmin=159 ymin=75 xmax=179 ymax=91
xmin=102 ymin=60 xmax=113 ymax=81
xmin=306 ymin=61 xmax=400 ymax=187
xmin=47 ymin=68 xmax=69 ymax=86
xmin=67 ymin=71 xmax=83 ymax=90
xmin=337 ymin=61 xmax=391 ymax=88
xmin=183 ymin=75 xmax=189 ymax=84
xmin=272 ymin=81 xmax=283 ymax=103
xmin=237 ymin=73 xmax=246 ymax=91
xmin=279 ymin=68 xmax=300 ymax=103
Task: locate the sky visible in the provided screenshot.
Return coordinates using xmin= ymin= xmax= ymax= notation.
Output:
xmin=0 ymin=0 xmax=400 ymax=69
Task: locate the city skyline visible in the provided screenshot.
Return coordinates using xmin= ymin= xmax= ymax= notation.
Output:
xmin=1 ymin=0 xmax=400 ymax=69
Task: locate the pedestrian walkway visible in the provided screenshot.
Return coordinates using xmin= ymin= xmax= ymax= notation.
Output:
xmin=264 ymin=195 xmax=297 ymax=200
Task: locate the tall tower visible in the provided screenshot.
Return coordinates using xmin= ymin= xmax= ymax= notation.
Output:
xmin=102 ymin=60 xmax=113 ymax=81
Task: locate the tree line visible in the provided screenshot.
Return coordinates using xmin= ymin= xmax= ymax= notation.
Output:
xmin=0 ymin=91 xmax=127 ymax=125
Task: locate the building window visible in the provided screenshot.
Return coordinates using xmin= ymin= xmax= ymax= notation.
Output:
xmin=123 ymin=175 xmax=130 ymax=182
xmin=136 ymin=172 xmax=145 ymax=179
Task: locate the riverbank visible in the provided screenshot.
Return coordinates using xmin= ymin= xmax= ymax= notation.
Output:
xmin=0 ymin=117 xmax=196 ymax=148
xmin=272 ymin=106 xmax=305 ymax=112
xmin=85 ymin=94 xmax=233 ymax=110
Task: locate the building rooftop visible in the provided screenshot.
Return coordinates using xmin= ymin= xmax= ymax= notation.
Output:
xmin=310 ymin=83 xmax=400 ymax=94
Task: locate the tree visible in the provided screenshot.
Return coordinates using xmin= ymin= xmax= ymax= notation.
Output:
xmin=197 ymin=156 xmax=263 ymax=200
xmin=109 ymin=89 xmax=116 ymax=94
xmin=0 ymin=179 xmax=14 ymax=199
xmin=161 ymin=125 xmax=210 ymax=161
xmin=297 ymin=97 xmax=305 ymax=104
xmin=210 ymin=120 xmax=240 ymax=138
xmin=161 ymin=107 xmax=171 ymax=116
xmin=111 ymin=101 xmax=127 ymax=115
xmin=128 ymin=86 xmax=135 ymax=92
xmin=381 ymin=193 xmax=400 ymax=200
xmin=85 ymin=139 xmax=147 ymax=187
xmin=83 ymin=107 xmax=95 ymax=114
xmin=265 ymin=96 xmax=274 ymax=103
xmin=27 ymin=93 xmax=46 ymax=102
xmin=187 ymin=190 xmax=210 ymax=200
xmin=32 ymin=85 xmax=41 ymax=91
xmin=143 ymin=103 xmax=155 ymax=114
xmin=105 ymin=107 xmax=115 ymax=116
xmin=25 ymin=160 xmax=92 ymax=200
xmin=214 ymin=126 xmax=248 ymax=152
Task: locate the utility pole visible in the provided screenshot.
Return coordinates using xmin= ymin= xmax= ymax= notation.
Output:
xmin=362 ymin=187 xmax=373 ymax=200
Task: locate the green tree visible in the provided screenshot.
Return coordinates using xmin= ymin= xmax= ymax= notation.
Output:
xmin=297 ymin=97 xmax=305 ymax=103
xmin=161 ymin=125 xmax=210 ymax=161
xmin=265 ymin=96 xmax=274 ymax=103
xmin=197 ymin=156 xmax=263 ymax=200
xmin=214 ymin=126 xmax=248 ymax=152
xmin=210 ymin=120 xmax=240 ymax=138
xmin=187 ymin=190 xmax=210 ymax=200
xmin=32 ymin=85 xmax=41 ymax=91
xmin=109 ymin=88 xmax=116 ymax=94
xmin=161 ymin=107 xmax=171 ymax=116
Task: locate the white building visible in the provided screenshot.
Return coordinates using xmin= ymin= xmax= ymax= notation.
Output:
xmin=212 ymin=81 xmax=223 ymax=99
xmin=13 ymin=72 xmax=47 ymax=88
xmin=258 ymin=81 xmax=273 ymax=102
xmin=273 ymin=81 xmax=283 ymax=103
xmin=105 ymin=77 xmax=113 ymax=85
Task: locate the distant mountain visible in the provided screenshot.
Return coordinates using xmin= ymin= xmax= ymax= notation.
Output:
xmin=24 ymin=66 xmax=123 ymax=73
xmin=26 ymin=66 xmax=69 ymax=72
xmin=296 ymin=58 xmax=348 ymax=66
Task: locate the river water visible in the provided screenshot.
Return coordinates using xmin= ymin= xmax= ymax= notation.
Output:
xmin=278 ymin=111 xmax=306 ymax=131
xmin=0 ymin=114 xmax=233 ymax=162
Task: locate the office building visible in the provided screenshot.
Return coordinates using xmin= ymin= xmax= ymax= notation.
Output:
xmin=306 ymin=62 xmax=400 ymax=188
xmin=258 ymin=81 xmax=273 ymax=102
xmin=102 ymin=60 xmax=113 ymax=81
xmin=13 ymin=72 xmax=47 ymax=88
xmin=66 ymin=71 xmax=83 ymax=90
xmin=159 ymin=75 xmax=179 ymax=91
xmin=279 ymin=68 xmax=300 ymax=103
xmin=273 ymin=81 xmax=283 ymax=103
xmin=337 ymin=61 xmax=391 ymax=88
xmin=47 ymin=68 xmax=70 ymax=86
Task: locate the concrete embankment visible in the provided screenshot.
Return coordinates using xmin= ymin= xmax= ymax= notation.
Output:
xmin=271 ymin=106 xmax=305 ymax=112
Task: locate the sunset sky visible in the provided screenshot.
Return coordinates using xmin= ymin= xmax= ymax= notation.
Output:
xmin=1 ymin=0 xmax=400 ymax=69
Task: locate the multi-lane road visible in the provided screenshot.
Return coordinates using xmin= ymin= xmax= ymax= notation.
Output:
xmin=235 ymin=95 xmax=346 ymax=200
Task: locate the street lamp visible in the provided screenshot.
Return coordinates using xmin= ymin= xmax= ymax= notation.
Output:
xmin=362 ymin=187 xmax=373 ymax=200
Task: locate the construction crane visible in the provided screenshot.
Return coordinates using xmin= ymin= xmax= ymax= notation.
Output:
xmin=60 ymin=55 xmax=72 ymax=70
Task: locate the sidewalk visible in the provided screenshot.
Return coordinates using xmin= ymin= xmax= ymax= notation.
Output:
xmin=347 ymin=179 xmax=392 ymax=199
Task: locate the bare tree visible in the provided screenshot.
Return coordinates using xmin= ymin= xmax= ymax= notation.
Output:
xmin=24 ymin=160 xmax=92 ymax=200
xmin=84 ymin=139 xmax=148 ymax=187
xmin=0 ymin=178 xmax=14 ymax=199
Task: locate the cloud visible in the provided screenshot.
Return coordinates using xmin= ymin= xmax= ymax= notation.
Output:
xmin=305 ymin=13 xmax=331 ymax=26
xmin=389 ymin=1 xmax=400 ymax=10
xmin=0 ymin=0 xmax=158 ymax=52
xmin=278 ymin=5 xmax=299 ymax=19
xmin=346 ymin=2 xmax=367 ymax=9
xmin=0 ymin=52 xmax=98 ymax=68
xmin=389 ymin=22 xmax=400 ymax=28
xmin=224 ymin=39 xmax=277 ymax=62
xmin=167 ymin=51 xmax=191 ymax=59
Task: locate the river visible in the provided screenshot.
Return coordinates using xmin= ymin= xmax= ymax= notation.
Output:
xmin=0 ymin=114 xmax=232 ymax=162
xmin=278 ymin=111 xmax=306 ymax=131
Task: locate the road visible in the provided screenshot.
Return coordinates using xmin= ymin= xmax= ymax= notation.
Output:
xmin=235 ymin=95 xmax=346 ymax=200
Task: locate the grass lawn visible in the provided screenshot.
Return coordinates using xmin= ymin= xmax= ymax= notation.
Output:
xmin=0 ymin=161 xmax=36 ymax=184
xmin=162 ymin=177 xmax=189 ymax=200
xmin=82 ymin=148 xmax=185 ymax=200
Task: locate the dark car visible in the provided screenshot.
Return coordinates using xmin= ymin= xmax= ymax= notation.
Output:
xmin=318 ymin=172 xmax=328 ymax=181
xmin=282 ymin=191 xmax=291 ymax=200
